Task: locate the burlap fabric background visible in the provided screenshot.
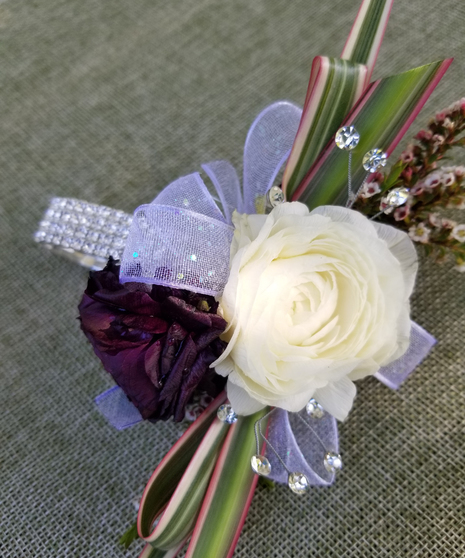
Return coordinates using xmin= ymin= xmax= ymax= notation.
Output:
xmin=1 ymin=0 xmax=464 ymax=556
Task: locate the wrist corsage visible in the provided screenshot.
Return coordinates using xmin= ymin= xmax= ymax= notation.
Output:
xmin=34 ymin=0 xmax=465 ymax=556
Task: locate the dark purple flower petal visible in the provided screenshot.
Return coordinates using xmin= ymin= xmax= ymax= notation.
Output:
xmin=115 ymin=314 xmax=168 ymax=335
xmin=91 ymin=289 xmax=163 ymax=316
xmin=174 ymin=346 xmax=218 ymax=422
xmin=145 ymin=338 xmax=164 ymax=388
xmin=78 ymin=259 xmax=228 ymax=422
xmin=159 ymin=335 xmax=198 ymax=416
xmin=209 ymin=314 xmax=228 ymax=330
xmin=86 ymin=257 xmax=125 ymax=293
xmin=195 ymin=328 xmax=227 ymax=351
xmin=160 ymin=322 xmax=188 ymax=378
xmin=150 ymin=284 xmax=177 ymax=303
xmin=79 ymin=295 xmax=113 ymax=343
xmin=85 ymin=258 xmax=162 ymax=316
xmin=210 ymin=338 xmax=228 ymax=358
xmin=79 ymin=295 xmax=130 ymax=353
xmin=79 ymin=297 xmax=167 ymax=353
xmin=197 ymin=368 xmax=227 ymax=399
xmin=92 ymin=345 xmax=161 ymax=419
xmin=162 ymin=296 xmax=215 ymax=331
xmin=103 ymin=319 xmax=154 ymax=347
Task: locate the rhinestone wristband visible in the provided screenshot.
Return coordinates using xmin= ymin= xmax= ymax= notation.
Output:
xmin=34 ymin=197 xmax=132 ymax=269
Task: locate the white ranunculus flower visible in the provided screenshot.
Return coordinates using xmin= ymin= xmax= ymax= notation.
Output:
xmin=211 ymin=202 xmax=417 ymax=421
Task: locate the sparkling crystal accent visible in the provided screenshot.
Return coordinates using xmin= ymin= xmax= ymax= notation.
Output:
xmin=324 ymin=452 xmax=343 ymax=473
xmin=251 ymin=455 xmax=271 ymax=476
xmin=382 ymin=187 xmax=410 ymax=208
xmin=34 ymin=197 xmax=132 ymax=268
xmin=267 ymin=185 xmax=285 ymax=208
xmin=335 ymin=126 xmax=360 ymax=151
xmin=362 ymin=148 xmax=387 ymax=172
xmin=217 ymin=404 xmax=238 ymax=424
xmin=288 ymin=472 xmax=310 ymax=494
xmin=305 ymin=398 xmax=324 ymax=419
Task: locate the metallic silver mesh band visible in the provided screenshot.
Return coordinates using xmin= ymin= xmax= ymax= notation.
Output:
xmin=34 ymin=197 xmax=132 ymax=269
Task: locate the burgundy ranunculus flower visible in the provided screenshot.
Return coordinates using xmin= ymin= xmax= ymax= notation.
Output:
xmin=78 ymin=258 xmax=227 ymax=421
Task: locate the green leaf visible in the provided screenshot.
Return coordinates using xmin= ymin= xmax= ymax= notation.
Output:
xmin=341 ymin=0 xmax=394 ymax=81
xmin=137 ymin=392 xmax=226 ymax=544
xmin=292 ymin=59 xmax=453 ymax=208
xmin=382 ymin=160 xmax=407 ymax=191
xmin=283 ymin=0 xmax=396 ymax=199
xmin=258 ymin=476 xmax=276 ymax=490
xmin=282 ymin=57 xmax=367 ymax=198
xmin=185 ymin=408 xmax=270 ymax=558
xmin=120 ymin=521 xmax=139 ymax=549
xmin=143 ymin=417 xmax=229 ymax=550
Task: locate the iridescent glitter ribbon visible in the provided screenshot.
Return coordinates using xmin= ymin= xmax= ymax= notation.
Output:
xmin=119 ymin=101 xmax=303 ymax=295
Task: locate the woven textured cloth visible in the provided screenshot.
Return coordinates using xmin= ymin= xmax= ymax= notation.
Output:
xmin=1 ymin=0 xmax=464 ymax=556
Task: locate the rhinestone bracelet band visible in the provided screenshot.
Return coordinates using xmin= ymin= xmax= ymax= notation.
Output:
xmin=34 ymin=197 xmax=132 ymax=269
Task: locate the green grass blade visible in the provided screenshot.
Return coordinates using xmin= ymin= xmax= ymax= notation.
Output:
xmin=341 ymin=0 xmax=394 ymax=81
xmin=137 ymin=392 xmax=226 ymax=541
xmin=185 ymin=409 xmax=269 ymax=558
xmin=282 ymin=56 xmax=367 ymax=199
xmin=292 ymin=59 xmax=453 ymax=208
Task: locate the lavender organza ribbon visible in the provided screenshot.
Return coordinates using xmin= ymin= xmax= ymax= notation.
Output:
xmin=119 ymin=101 xmax=303 ymax=294
xmin=95 ymin=101 xmax=436 ymax=486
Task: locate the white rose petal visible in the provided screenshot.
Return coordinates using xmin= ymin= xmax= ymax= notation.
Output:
xmin=212 ymin=202 xmax=417 ymax=421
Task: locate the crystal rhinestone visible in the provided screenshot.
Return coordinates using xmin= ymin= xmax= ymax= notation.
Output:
xmin=217 ymin=404 xmax=238 ymax=424
xmin=34 ymin=231 xmax=46 ymax=241
xmin=335 ymin=126 xmax=360 ymax=150
xmin=251 ymin=455 xmax=271 ymax=476
xmin=324 ymin=452 xmax=343 ymax=473
xmin=288 ymin=472 xmax=310 ymax=495
xmin=382 ymin=187 xmax=410 ymax=208
xmin=362 ymin=148 xmax=387 ymax=172
xmin=35 ymin=197 xmax=133 ymax=266
xmin=305 ymin=398 xmax=324 ymax=419
xmin=267 ymin=185 xmax=285 ymax=208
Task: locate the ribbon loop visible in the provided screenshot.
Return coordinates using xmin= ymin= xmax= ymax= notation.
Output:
xmin=120 ymin=172 xmax=233 ymax=295
xmin=243 ymin=101 xmax=302 ymax=213
xmin=265 ymin=407 xmax=339 ymax=486
xmin=202 ymin=160 xmax=242 ymax=224
xmin=375 ymin=321 xmax=436 ymax=389
xmin=150 ymin=171 xmax=226 ymax=222
xmin=95 ymin=386 xmax=143 ymax=430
